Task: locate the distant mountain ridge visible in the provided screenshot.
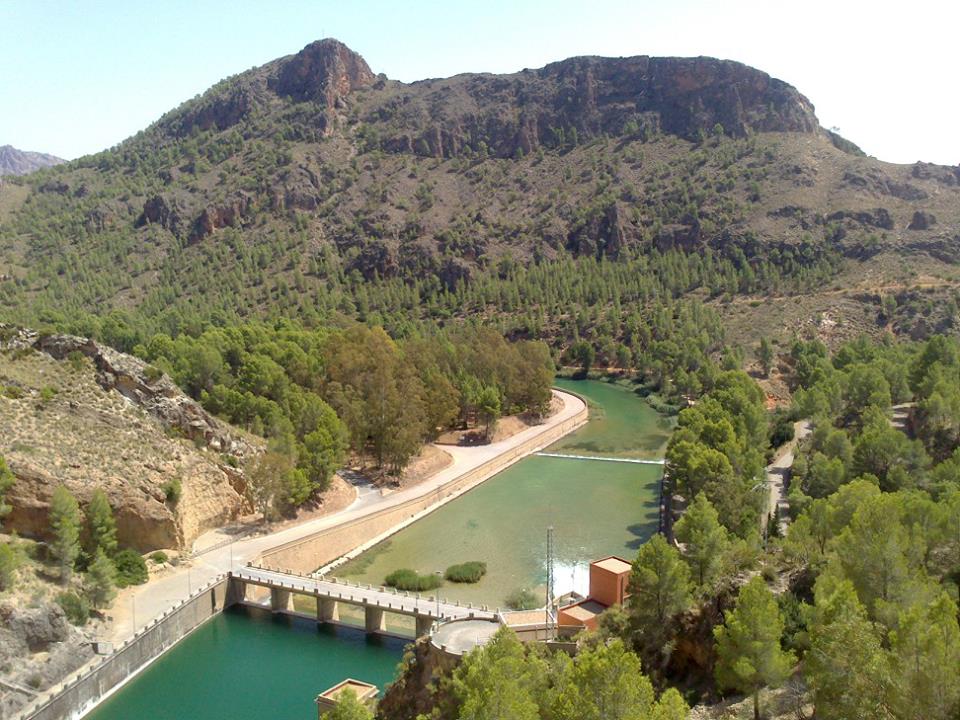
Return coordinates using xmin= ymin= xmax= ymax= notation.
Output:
xmin=0 ymin=144 xmax=64 ymax=176
xmin=1 ymin=38 xmax=959 ymax=349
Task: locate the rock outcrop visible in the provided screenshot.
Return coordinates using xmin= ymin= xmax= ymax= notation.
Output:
xmin=0 ymin=327 xmax=259 ymax=551
xmin=271 ymin=38 xmax=375 ymax=106
xmin=378 ymin=54 xmax=819 ymax=159
xmin=0 ymin=602 xmax=93 ymax=718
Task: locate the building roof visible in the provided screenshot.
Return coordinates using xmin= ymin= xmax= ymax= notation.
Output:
xmin=500 ymin=610 xmax=550 ymax=627
xmin=592 ymin=556 xmax=632 ymax=574
xmin=317 ymin=679 xmax=378 ymax=703
xmin=558 ymin=599 xmax=607 ymax=624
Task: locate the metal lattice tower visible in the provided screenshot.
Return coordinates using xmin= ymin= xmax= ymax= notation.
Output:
xmin=545 ymin=525 xmax=555 ymax=636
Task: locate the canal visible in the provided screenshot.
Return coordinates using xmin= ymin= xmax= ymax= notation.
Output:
xmin=334 ymin=378 xmax=673 ymax=610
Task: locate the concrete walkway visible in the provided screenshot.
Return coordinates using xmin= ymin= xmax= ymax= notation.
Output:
xmin=104 ymin=389 xmax=586 ymax=642
xmin=763 ymin=419 xmax=811 ymax=536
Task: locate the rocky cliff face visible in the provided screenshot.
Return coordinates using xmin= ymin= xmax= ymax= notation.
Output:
xmin=270 ymin=38 xmax=375 ymax=106
xmin=378 ymin=54 xmax=819 ymax=159
xmin=0 ymin=327 xmax=259 ymax=551
xmin=0 ymin=145 xmax=64 ymax=176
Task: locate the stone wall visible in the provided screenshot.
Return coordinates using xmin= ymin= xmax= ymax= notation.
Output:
xmin=261 ymin=397 xmax=588 ymax=574
xmin=17 ymin=578 xmax=230 ymax=720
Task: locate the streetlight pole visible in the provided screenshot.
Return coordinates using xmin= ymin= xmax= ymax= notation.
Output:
xmin=131 ymin=594 xmax=136 ymax=636
xmin=435 ymin=571 xmax=442 ymax=620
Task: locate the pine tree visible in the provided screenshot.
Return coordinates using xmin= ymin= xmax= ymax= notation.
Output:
xmin=758 ymin=337 xmax=774 ymax=377
xmin=714 ymin=577 xmax=795 ymax=720
xmin=84 ymin=488 xmax=117 ymax=558
xmin=85 ymin=548 xmax=117 ymax=610
xmin=674 ymin=493 xmax=730 ymax=590
xmin=628 ymin=534 xmax=692 ymax=647
xmin=49 ymin=485 xmax=81 ymax=584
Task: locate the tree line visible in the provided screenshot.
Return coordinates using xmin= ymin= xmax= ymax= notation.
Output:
xmin=135 ymin=321 xmax=553 ymax=517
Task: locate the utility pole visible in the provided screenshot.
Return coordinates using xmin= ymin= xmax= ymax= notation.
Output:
xmin=545 ymin=525 xmax=554 ymax=640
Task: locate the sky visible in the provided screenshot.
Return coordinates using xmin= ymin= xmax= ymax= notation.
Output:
xmin=1 ymin=0 xmax=957 ymax=165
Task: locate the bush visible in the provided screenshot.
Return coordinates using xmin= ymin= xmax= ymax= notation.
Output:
xmin=504 ymin=587 xmax=539 ymax=610
xmin=57 ymin=591 xmax=90 ymax=626
xmin=444 ymin=561 xmax=487 ymax=584
xmin=143 ymin=365 xmax=164 ymax=383
xmin=162 ymin=479 xmax=182 ymax=504
xmin=150 ymin=551 xmax=168 ymax=565
xmin=384 ymin=568 xmax=442 ymax=592
xmin=39 ymin=386 xmax=58 ymax=404
xmin=113 ymin=549 xmax=148 ymax=587
xmin=66 ymin=351 xmax=86 ymax=372
xmin=770 ymin=415 xmax=795 ymax=447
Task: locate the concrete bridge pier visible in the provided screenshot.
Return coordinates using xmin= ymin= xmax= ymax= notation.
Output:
xmin=270 ymin=588 xmax=293 ymax=612
xmin=415 ymin=615 xmax=434 ymax=637
xmin=317 ymin=597 xmax=339 ymax=623
xmin=364 ymin=605 xmax=386 ymax=633
xmin=225 ymin=576 xmax=247 ymax=607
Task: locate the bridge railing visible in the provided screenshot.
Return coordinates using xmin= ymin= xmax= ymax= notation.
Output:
xmin=236 ymin=563 xmax=496 ymax=614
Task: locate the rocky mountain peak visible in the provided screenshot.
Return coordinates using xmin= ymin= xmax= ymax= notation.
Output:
xmin=271 ymin=38 xmax=375 ymax=106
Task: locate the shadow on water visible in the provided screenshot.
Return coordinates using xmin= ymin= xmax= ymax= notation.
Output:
xmin=625 ymin=520 xmax=659 ymax=550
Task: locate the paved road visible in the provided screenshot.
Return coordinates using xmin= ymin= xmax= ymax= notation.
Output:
xmin=763 ymin=419 xmax=811 ymax=536
xmin=104 ymin=389 xmax=585 ymax=642
xmin=235 ymin=566 xmax=496 ymax=620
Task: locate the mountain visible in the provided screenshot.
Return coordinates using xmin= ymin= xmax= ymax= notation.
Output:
xmin=0 ymin=39 xmax=958 ymax=351
xmin=0 ymin=145 xmax=64 ymax=176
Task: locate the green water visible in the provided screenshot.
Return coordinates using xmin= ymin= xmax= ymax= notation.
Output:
xmin=86 ymin=606 xmax=404 ymax=720
xmin=336 ymin=379 xmax=672 ymax=608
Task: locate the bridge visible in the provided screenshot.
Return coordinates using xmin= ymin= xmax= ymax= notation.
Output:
xmin=229 ymin=566 xmax=497 ymax=637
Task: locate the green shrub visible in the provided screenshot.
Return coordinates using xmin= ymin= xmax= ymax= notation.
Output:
xmin=67 ymin=351 xmax=86 ymax=372
xmin=162 ymin=479 xmax=182 ymax=504
xmin=113 ymin=549 xmax=148 ymax=587
xmin=150 ymin=551 xmax=169 ymax=565
xmin=3 ymin=385 xmax=24 ymax=400
xmin=39 ymin=386 xmax=58 ymax=404
xmin=143 ymin=365 xmax=164 ymax=383
xmin=57 ymin=591 xmax=90 ymax=626
xmin=504 ymin=587 xmax=539 ymax=610
xmin=384 ymin=568 xmax=442 ymax=592
xmin=444 ymin=561 xmax=487 ymax=584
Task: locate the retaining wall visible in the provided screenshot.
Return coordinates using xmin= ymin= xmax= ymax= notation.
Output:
xmin=19 ymin=577 xmax=230 ymax=720
xmin=261 ymin=396 xmax=589 ymax=574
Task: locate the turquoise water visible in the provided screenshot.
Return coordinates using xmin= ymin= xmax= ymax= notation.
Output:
xmin=86 ymin=606 xmax=404 ymax=720
xmin=336 ymin=379 xmax=673 ymax=607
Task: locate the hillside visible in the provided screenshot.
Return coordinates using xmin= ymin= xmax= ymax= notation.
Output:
xmin=0 ymin=39 xmax=958 ymax=353
xmin=0 ymin=326 xmax=259 ymax=551
xmin=0 ymin=145 xmax=64 ymax=176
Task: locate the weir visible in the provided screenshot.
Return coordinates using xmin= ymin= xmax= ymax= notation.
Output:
xmin=534 ymin=452 xmax=665 ymax=464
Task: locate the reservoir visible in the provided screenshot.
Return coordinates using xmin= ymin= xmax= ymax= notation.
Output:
xmin=334 ymin=378 xmax=673 ymax=609
xmin=87 ymin=606 xmax=404 ymax=720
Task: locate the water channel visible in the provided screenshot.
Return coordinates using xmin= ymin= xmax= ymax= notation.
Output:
xmin=334 ymin=378 xmax=673 ymax=610
xmin=84 ymin=378 xmax=672 ymax=719
xmin=87 ymin=606 xmax=405 ymax=720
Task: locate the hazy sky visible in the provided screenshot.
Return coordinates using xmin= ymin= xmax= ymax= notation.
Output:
xmin=2 ymin=0 xmax=957 ymax=165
